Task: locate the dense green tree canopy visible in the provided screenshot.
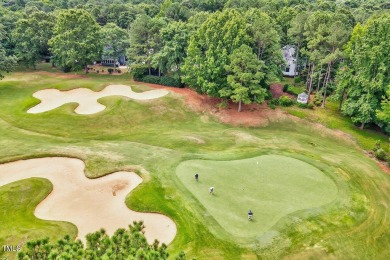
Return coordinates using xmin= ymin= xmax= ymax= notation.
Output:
xmin=339 ymin=14 xmax=390 ymax=131
xmin=49 ymin=9 xmax=102 ymax=72
xmin=101 ymin=23 xmax=129 ymax=64
xmin=221 ymin=44 xmax=267 ymax=111
xmin=12 ymin=10 xmax=54 ymax=68
xmin=182 ymin=9 xmax=249 ymax=96
xmin=127 ymin=14 xmax=166 ymax=74
xmin=0 ymin=24 xmax=17 ymax=79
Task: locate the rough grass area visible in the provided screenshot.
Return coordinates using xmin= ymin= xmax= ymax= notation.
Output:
xmin=176 ymin=155 xmax=338 ymax=239
xmin=0 ymin=178 xmax=77 ymax=260
xmin=0 ymin=70 xmax=389 ymax=259
xmin=285 ymin=101 xmax=389 ymax=151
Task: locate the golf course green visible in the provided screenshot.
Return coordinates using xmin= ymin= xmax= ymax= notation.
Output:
xmin=0 ymin=67 xmax=389 ymax=259
xmin=176 ymin=155 xmax=338 ymax=238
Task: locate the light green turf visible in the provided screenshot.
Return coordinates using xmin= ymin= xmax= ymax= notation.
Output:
xmin=176 ymin=155 xmax=338 ymax=238
xmin=0 ymin=178 xmax=77 ymax=260
xmin=0 ymin=67 xmax=389 ymax=259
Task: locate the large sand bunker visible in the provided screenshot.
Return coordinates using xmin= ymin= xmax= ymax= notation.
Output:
xmin=27 ymin=85 xmax=169 ymax=114
xmin=0 ymin=157 xmax=176 ymax=244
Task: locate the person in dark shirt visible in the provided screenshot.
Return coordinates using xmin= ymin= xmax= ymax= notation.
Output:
xmin=248 ymin=210 xmax=253 ymax=220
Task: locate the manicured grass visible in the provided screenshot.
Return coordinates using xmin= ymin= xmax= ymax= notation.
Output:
xmin=176 ymin=155 xmax=338 ymax=239
xmin=0 ymin=178 xmax=77 ymax=260
xmin=0 ymin=70 xmax=389 ymax=259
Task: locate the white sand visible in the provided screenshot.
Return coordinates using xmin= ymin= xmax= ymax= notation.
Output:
xmin=0 ymin=157 xmax=176 ymax=244
xmin=27 ymin=85 xmax=169 ymax=115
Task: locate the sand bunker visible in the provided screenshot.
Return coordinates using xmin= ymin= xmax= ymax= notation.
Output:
xmin=0 ymin=157 xmax=176 ymax=244
xmin=27 ymin=85 xmax=169 ymax=115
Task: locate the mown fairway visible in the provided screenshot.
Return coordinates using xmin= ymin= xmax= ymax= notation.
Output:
xmin=176 ymin=155 xmax=338 ymax=239
xmin=0 ymin=69 xmax=389 ymax=259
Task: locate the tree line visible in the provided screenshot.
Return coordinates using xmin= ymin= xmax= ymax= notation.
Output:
xmin=0 ymin=0 xmax=389 ymax=132
xmin=18 ymin=221 xmax=186 ymax=260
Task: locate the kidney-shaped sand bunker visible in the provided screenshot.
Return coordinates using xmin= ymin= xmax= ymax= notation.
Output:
xmin=0 ymin=157 xmax=176 ymax=244
xmin=176 ymin=155 xmax=338 ymax=239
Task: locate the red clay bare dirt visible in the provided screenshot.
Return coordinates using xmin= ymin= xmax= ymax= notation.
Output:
xmin=270 ymin=83 xmax=295 ymax=99
xmin=132 ymin=80 xmax=288 ymax=127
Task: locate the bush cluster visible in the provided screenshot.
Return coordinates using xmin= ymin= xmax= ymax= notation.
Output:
xmin=294 ymin=76 xmax=302 ymax=84
xmin=268 ymin=96 xmax=313 ymax=109
xmin=313 ymin=93 xmax=322 ymax=106
xmin=283 ymin=84 xmax=289 ymax=92
xmin=373 ymin=141 xmax=390 ymax=164
xmin=278 ymin=95 xmax=294 ymax=107
xmin=131 ymin=65 xmax=149 ymax=80
xmin=131 ymin=65 xmax=183 ymax=87
xmin=141 ymin=75 xmax=183 ymax=88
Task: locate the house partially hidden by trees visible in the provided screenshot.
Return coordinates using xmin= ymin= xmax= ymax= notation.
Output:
xmin=281 ymin=45 xmax=297 ymax=77
xmin=101 ymin=45 xmax=126 ymax=66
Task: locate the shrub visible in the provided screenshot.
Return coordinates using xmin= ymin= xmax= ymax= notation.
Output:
xmin=283 ymin=84 xmax=289 ymax=92
xmin=269 ymin=98 xmax=279 ymax=106
xmin=265 ymin=90 xmax=273 ymax=100
xmin=140 ymin=75 xmax=183 ymax=88
xmin=141 ymin=75 xmax=160 ymax=84
xmin=294 ymin=76 xmax=302 ymax=84
xmin=375 ymin=148 xmax=387 ymax=161
xmin=108 ymin=68 xmax=114 ymax=74
xmin=269 ymin=103 xmax=276 ymax=110
xmin=117 ymin=69 xmax=122 ymax=73
xmin=297 ymin=103 xmax=308 ymax=109
xmin=373 ymin=140 xmax=381 ymax=152
xmin=307 ymin=103 xmax=314 ymax=109
xmin=96 ymin=70 xmax=99 ymax=73
xmin=279 ymin=96 xmax=294 ymax=107
xmin=313 ymin=94 xmax=322 ymax=106
xmin=160 ymin=75 xmax=182 ymax=87
xmin=217 ymin=100 xmax=228 ymax=109
xmin=131 ymin=65 xmax=149 ymax=80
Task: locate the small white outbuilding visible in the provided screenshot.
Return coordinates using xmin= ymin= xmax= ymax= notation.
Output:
xmin=297 ymin=93 xmax=309 ymax=104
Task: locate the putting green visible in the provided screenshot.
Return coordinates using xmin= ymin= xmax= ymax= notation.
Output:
xmin=176 ymin=155 xmax=338 ymax=239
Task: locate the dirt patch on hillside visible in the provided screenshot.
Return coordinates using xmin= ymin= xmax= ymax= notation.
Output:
xmin=270 ymin=83 xmax=295 ymax=99
xmin=377 ymin=162 xmax=390 ymax=175
xmin=133 ymin=81 xmax=288 ymax=127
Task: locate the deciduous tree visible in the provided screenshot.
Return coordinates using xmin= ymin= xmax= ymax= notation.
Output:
xmin=12 ymin=10 xmax=55 ymax=68
xmin=182 ymin=9 xmax=249 ymax=96
xmin=101 ymin=23 xmax=129 ymax=68
xmin=0 ymin=25 xmax=16 ymax=79
xmin=49 ymin=9 xmax=102 ymax=72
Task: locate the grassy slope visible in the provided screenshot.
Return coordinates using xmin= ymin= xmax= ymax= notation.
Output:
xmin=0 ymin=67 xmax=389 ymax=259
xmin=285 ymin=101 xmax=389 ymax=151
xmin=0 ymin=178 xmax=77 ymax=260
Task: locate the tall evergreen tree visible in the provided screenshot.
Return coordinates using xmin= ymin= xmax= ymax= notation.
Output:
xmin=339 ymin=14 xmax=390 ymax=130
